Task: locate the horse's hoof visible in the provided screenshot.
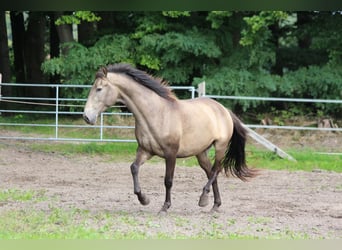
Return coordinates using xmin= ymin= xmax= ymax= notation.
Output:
xmin=198 ymin=193 xmax=209 ymax=207
xmin=158 ymin=202 xmax=170 ymax=215
xmin=139 ymin=194 xmax=150 ymax=206
xmin=158 ymin=209 xmax=168 ymax=216
xmin=210 ymin=205 xmax=221 ymax=213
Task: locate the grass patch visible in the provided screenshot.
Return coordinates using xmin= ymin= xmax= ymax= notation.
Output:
xmin=29 ymin=142 xmax=137 ymax=156
xmin=27 ymin=142 xmax=138 ymax=163
xmin=246 ymin=147 xmax=342 ymax=172
xmin=0 ymin=207 xmax=316 ymax=239
xmin=24 ymin=142 xmax=342 ymax=172
xmin=1 ymin=114 xmax=341 ymax=172
xmin=177 ymin=146 xmax=342 ymax=172
xmin=0 ymin=189 xmax=46 ymax=203
xmin=0 ymin=114 xmax=135 ymax=140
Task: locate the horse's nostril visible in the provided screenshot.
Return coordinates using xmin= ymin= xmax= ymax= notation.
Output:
xmin=83 ymin=114 xmax=90 ymax=124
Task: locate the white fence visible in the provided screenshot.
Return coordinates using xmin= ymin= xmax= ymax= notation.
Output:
xmin=197 ymin=82 xmax=342 ymax=132
xmin=206 ymin=95 xmax=342 ymax=132
xmin=0 ymin=82 xmax=341 ymax=144
xmin=0 ymin=83 xmax=195 ymax=142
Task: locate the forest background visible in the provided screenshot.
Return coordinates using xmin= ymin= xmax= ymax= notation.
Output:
xmin=0 ymin=11 xmax=341 ymax=118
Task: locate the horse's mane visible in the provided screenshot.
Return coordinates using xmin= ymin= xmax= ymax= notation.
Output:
xmin=96 ymin=64 xmax=176 ymax=101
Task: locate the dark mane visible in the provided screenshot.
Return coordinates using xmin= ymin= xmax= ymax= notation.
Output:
xmin=98 ymin=63 xmax=176 ymax=101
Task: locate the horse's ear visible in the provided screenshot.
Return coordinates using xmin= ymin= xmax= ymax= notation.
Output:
xmin=101 ymin=66 xmax=108 ymax=76
xmin=95 ymin=66 xmax=108 ymax=79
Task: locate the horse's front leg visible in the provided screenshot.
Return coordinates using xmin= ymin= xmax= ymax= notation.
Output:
xmin=130 ymin=147 xmax=151 ymax=206
xmin=159 ymin=155 xmax=176 ymax=214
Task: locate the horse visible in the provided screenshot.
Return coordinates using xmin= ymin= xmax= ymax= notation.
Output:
xmin=83 ymin=63 xmax=257 ymax=213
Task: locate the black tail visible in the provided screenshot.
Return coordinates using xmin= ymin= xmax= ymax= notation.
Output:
xmin=222 ymin=111 xmax=257 ymax=181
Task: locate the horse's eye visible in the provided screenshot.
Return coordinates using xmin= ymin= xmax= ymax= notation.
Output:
xmin=96 ymin=87 xmax=102 ymax=92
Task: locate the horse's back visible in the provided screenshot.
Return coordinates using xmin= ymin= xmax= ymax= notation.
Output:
xmin=180 ymin=97 xmax=232 ymax=124
xmin=175 ymin=97 xmax=234 ymax=157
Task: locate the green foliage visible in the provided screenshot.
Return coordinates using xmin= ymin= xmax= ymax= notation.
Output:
xmin=43 ymin=35 xmax=134 ymax=83
xmin=195 ymin=66 xmax=282 ymax=111
xmin=44 ymin=12 xmax=224 ymax=88
xmin=138 ymin=28 xmax=221 ymax=83
xmin=308 ymin=12 xmax=342 ymax=65
xmin=42 ymin=34 xmax=135 ymax=108
xmin=282 ymin=65 xmax=342 ymax=114
xmin=240 ymin=11 xmax=288 ymax=46
xmin=162 ymin=11 xmax=191 ymax=18
xmin=131 ymin=13 xmax=168 ymax=39
xmin=196 ymin=62 xmax=341 ymax=115
xmin=55 ymin=11 xmax=101 ymax=25
xmin=40 ymin=11 xmax=342 ymax=115
xmin=206 ymin=11 xmax=233 ymax=29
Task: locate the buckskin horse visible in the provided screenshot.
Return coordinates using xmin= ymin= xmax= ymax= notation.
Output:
xmin=83 ymin=63 xmax=256 ymax=213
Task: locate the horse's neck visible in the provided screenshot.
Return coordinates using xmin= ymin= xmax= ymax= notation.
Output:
xmin=109 ymin=74 xmax=170 ymax=124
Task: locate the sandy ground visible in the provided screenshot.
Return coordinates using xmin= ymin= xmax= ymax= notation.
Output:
xmin=0 ymin=139 xmax=341 ymax=239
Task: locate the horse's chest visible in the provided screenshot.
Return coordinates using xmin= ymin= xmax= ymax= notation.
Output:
xmin=135 ymin=124 xmax=163 ymax=155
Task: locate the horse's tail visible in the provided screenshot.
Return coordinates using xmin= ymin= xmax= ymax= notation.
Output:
xmin=222 ymin=111 xmax=257 ymax=181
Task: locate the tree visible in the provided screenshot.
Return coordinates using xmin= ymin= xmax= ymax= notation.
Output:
xmin=194 ymin=11 xmax=341 ymax=115
xmin=24 ymin=12 xmax=46 ymax=83
xmin=48 ymin=11 xmax=60 ymax=84
xmin=36 ymin=11 xmax=341 ymax=116
xmin=22 ymin=12 xmax=49 ymax=98
xmin=54 ymin=11 xmax=75 ymax=56
xmin=0 ymin=11 xmax=11 ymax=82
xmin=10 ymin=11 xmax=25 ymax=83
xmin=0 ymin=11 xmax=12 ymax=102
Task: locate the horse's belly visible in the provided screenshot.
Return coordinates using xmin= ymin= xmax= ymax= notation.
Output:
xmin=176 ymin=136 xmax=213 ymax=158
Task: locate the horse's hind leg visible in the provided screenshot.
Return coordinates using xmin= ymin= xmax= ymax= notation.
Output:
xmin=196 ymin=151 xmax=222 ymax=210
xmin=130 ymin=147 xmax=152 ymax=206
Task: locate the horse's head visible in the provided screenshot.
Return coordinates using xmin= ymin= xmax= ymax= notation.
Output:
xmin=83 ymin=68 xmax=120 ymax=125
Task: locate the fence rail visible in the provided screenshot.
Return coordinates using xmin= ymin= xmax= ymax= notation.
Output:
xmin=205 ymin=94 xmax=342 ymax=104
xmin=0 ymin=83 xmax=195 ymax=142
xmin=201 ymin=89 xmax=341 ymax=156
xmin=197 ymin=81 xmax=342 ymax=132
xmin=1 ymin=82 xmax=341 ymax=144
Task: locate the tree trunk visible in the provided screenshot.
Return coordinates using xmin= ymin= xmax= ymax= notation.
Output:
xmin=0 ymin=11 xmax=12 ymax=101
xmin=10 ymin=11 xmax=26 ymax=83
xmin=78 ymin=21 xmax=96 ymax=47
xmin=231 ymin=12 xmax=243 ymax=48
xmin=97 ymin=12 xmax=117 ymax=35
xmin=54 ymin=12 xmax=74 ymax=55
xmin=0 ymin=12 xmax=11 ymax=83
xmin=24 ymin=12 xmax=48 ymax=97
xmin=48 ymin=12 xmax=60 ymax=84
xmin=297 ymin=11 xmax=313 ymax=49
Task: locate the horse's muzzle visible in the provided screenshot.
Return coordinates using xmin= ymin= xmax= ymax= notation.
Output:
xmin=83 ymin=114 xmax=92 ymax=125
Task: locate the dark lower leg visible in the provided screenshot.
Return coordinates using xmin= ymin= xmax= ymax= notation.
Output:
xmin=130 ymin=162 xmax=150 ymax=205
xmin=130 ymin=149 xmax=151 ymax=206
xmin=210 ymin=158 xmax=223 ymax=212
xmin=160 ymin=156 xmax=176 ymax=213
xmin=199 ymin=168 xmax=219 ymax=206
xmin=197 ymin=152 xmax=212 ymax=207
xmin=211 ymin=179 xmax=221 ymax=212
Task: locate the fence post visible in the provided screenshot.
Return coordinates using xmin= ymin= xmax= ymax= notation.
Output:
xmin=100 ymin=113 xmax=104 ymax=141
xmin=55 ymin=85 xmax=59 ymax=139
xmin=190 ymin=86 xmax=195 ymax=99
xmin=197 ymin=81 xmax=206 ymax=97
